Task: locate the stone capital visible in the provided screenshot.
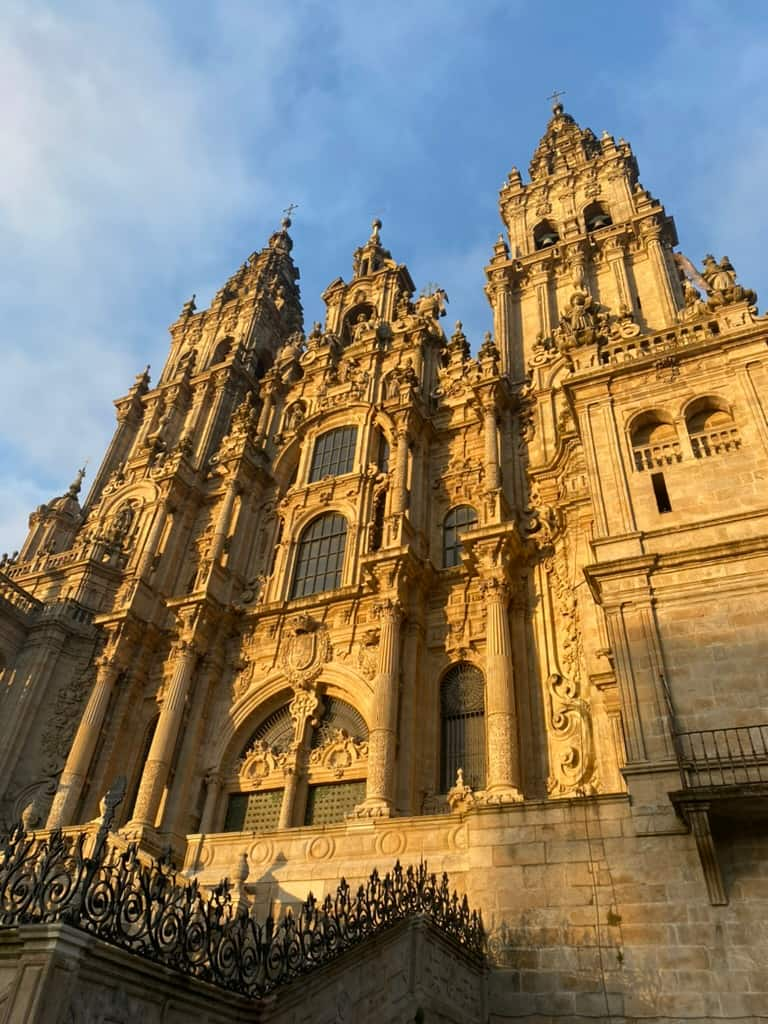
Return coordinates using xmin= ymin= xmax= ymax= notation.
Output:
xmin=479 ymin=576 xmax=511 ymax=603
xmin=372 ymin=597 xmax=403 ymax=623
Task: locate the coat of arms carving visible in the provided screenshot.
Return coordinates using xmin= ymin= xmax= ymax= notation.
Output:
xmin=281 ymin=614 xmax=331 ymax=687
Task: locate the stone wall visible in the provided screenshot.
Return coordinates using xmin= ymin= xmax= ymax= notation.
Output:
xmin=0 ymin=917 xmax=485 ymax=1024
xmin=185 ymin=794 xmax=768 ymax=1022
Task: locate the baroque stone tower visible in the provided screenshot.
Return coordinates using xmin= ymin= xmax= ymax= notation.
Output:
xmin=2 ymin=103 xmax=767 ymax=1021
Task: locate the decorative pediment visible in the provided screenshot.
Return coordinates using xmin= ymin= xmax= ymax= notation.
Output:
xmin=237 ymin=740 xmax=288 ymax=785
xmin=309 ymin=729 xmax=368 ymax=779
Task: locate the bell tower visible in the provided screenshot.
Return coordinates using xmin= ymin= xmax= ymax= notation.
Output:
xmin=487 ymin=99 xmax=683 ymax=379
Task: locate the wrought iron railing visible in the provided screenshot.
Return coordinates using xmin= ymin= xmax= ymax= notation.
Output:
xmin=0 ymin=823 xmax=484 ymax=998
xmin=676 ymin=725 xmax=768 ymax=789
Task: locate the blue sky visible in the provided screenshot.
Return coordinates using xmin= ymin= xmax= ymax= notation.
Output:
xmin=2 ymin=1 xmax=768 ymax=553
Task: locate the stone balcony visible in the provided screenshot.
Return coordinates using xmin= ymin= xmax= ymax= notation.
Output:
xmin=669 ymin=724 xmax=768 ymax=905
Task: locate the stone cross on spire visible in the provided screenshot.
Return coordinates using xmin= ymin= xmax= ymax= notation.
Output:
xmin=547 ymin=89 xmax=566 ymax=112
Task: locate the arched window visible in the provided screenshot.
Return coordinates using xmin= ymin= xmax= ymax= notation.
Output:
xmin=304 ymin=697 xmax=369 ymax=825
xmin=291 ymin=513 xmax=348 ymax=598
xmin=209 ymin=337 xmax=232 ymax=367
xmin=584 ymin=201 xmax=612 ymax=232
xmin=443 ymin=505 xmax=477 ymax=568
xmin=440 ymin=663 xmax=486 ymax=792
xmin=223 ymin=704 xmax=294 ymax=833
xmin=309 ymin=427 xmax=358 ymax=481
xmin=533 ymin=219 xmax=560 ymax=250
xmin=685 ymin=397 xmax=741 ymax=458
xmin=630 ymin=412 xmax=681 ymax=470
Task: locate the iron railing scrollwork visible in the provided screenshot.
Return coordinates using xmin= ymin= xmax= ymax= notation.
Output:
xmin=0 ymin=823 xmax=484 ymax=998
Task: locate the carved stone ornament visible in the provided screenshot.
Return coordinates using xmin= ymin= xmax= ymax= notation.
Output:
xmin=545 ymin=672 xmax=597 ymax=797
xmin=446 ymin=767 xmax=476 ymax=813
xmin=280 ymin=614 xmax=332 ymax=688
xmin=309 ymin=728 xmax=369 ymax=778
xmin=238 ymin=740 xmax=288 ymax=784
xmin=289 ymin=688 xmax=322 ymax=732
xmin=553 ymin=288 xmax=609 ymax=351
xmin=543 ymin=541 xmax=598 ymax=796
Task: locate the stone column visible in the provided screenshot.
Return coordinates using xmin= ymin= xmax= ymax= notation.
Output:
xmin=46 ymin=655 xmax=123 ymax=828
xmin=136 ymin=502 xmax=171 ymax=581
xmin=482 ymin=398 xmax=501 ymax=491
xmin=481 ymin=577 xmax=523 ymax=800
xmin=208 ymin=478 xmax=240 ymax=569
xmin=356 ymin=599 xmax=402 ymax=816
xmin=198 ymin=772 xmax=223 ymax=834
xmin=131 ymin=638 xmax=199 ymax=828
xmin=644 ymin=225 xmax=677 ymax=324
xmin=391 ymin=428 xmax=409 ymax=515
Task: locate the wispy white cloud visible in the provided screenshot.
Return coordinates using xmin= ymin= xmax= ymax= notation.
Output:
xmin=1 ymin=0 xmax=766 ymax=554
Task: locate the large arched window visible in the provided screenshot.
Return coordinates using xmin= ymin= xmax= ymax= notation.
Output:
xmin=291 ymin=513 xmax=348 ymax=599
xmin=304 ymin=697 xmax=369 ymax=825
xmin=223 ymin=704 xmax=294 ymax=833
xmin=443 ymin=505 xmax=478 ymax=568
xmin=440 ymin=662 xmax=486 ymax=792
xmin=309 ymin=427 xmax=358 ymax=481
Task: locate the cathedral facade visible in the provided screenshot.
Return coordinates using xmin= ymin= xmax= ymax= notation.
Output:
xmin=1 ymin=104 xmax=768 ymax=1020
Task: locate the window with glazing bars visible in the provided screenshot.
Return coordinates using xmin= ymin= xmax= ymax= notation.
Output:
xmin=309 ymin=427 xmax=357 ymax=482
xmin=290 ymin=513 xmax=348 ymax=599
xmin=443 ymin=505 xmax=478 ymax=568
xmin=440 ymin=662 xmax=486 ymax=792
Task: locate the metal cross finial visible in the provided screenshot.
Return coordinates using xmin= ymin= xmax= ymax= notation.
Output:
xmin=283 ymin=203 xmax=299 ymax=218
xmin=547 ymin=89 xmax=566 ymax=110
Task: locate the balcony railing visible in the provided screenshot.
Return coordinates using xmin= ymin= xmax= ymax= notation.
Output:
xmin=676 ymin=725 xmax=768 ymax=789
xmin=689 ymin=428 xmax=741 ymax=459
xmin=632 ymin=441 xmax=683 ymax=471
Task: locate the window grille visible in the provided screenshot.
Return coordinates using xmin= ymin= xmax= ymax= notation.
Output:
xmin=313 ymin=697 xmax=368 ymax=748
xmin=290 ymin=513 xmax=348 ymax=599
xmin=440 ymin=662 xmax=486 ymax=792
xmin=443 ymin=505 xmax=478 ymax=568
xmin=304 ymin=780 xmax=366 ymax=825
xmin=224 ymin=789 xmax=283 ymax=833
xmin=241 ymin=704 xmax=294 ymax=757
xmin=309 ymin=427 xmax=357 ymax=482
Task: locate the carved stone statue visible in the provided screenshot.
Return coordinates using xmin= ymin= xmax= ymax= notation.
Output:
xmin=554 ymin=289 xmax=608 ymax=350
xmin=679 ymin=279 xmax=709 ymax=322
xmin=701 ymin=254 xmax=757 ymax=309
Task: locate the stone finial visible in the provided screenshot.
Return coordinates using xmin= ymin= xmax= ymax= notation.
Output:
xmin=370 ymin=217 xmax=382 ymax=243
xmin=67 ymin=465 xmax=87 ymax=498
